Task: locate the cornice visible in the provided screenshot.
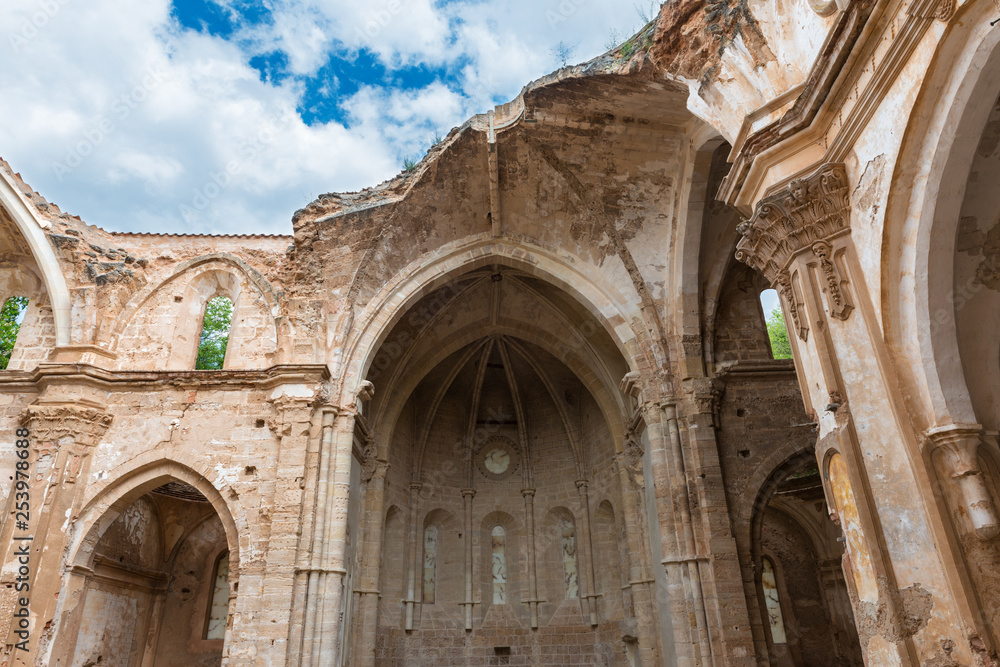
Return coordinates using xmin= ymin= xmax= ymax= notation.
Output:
xmin=0 ymin=363 xmax=331 ymax=392
xmin=721 ymin=0 xmax=952 ymax=209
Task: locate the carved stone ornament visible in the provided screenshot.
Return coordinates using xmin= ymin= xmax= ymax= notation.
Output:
xmin=811 ymin=240 xmax=853 ymax=320
xmin=475 ymin=436 xmax=520 ymax=482
xmin=360 ymin=436 xmax=381 ymax=483
xmin=20 ymin=404 xmax=114 ymax=449
xmin=775 ymin=270 xmax=808 ymax=341
xmin=735 ymin=163 xmax=851 ymax=285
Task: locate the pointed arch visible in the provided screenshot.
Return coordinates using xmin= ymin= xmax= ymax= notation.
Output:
xmin=0 ymin=169 xmax=71 ymax=346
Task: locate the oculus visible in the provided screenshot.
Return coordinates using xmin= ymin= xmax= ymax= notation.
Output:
xmin=476 ymin=436 xmax=519 ymax=481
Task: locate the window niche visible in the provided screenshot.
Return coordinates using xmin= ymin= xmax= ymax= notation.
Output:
xmin=205 ymin=551 xmax=230 ymax=640
xmin=761 ymin=556 xmax=788 ymax=645
xmin=195 ymin=295 xmax=233 ymax=370
xmin=759 ymin=288 xmax=791 ymax=359
xmin=422 ymin=525 xmax=438 ymax=604
xmin=491 ymin=526 xmax=507 ymax=604
xmin=0 ymin=296 xmax=28 ymax=370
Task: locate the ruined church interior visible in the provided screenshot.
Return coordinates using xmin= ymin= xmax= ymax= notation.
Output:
xmin=2 ymin=0 xmax=1000 ymax=665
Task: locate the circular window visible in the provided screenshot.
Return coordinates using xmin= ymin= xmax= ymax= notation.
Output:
xmin=476 ymin=436 xmax=519 ymax=481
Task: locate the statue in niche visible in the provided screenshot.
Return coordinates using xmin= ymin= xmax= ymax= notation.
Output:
xmin=491 ymin=526 xmax=507 ymax=604
xmin=561 ymin=519 xmax=579 ymax=599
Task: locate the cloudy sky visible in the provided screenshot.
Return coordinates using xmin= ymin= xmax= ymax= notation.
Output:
xmin=1 ymin=0 xmax=656 ymax=235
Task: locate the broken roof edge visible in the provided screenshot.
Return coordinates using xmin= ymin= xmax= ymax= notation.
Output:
xmin=292 ymin=18 xmax=669 ymax=228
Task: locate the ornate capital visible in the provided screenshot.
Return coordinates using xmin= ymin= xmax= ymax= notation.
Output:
xmin=21 ymin=404 xmax=113 ymax=449
xmin=926 ymin=424 xmax=985 ymax=477
xmin=735 ymin=163 xmax=851 ymax=284
xmin=906 ymin=0 xmax=955 ymax=21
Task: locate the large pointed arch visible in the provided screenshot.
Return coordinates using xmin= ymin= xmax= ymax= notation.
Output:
xmin=883 ymin=4 xmax=1000 ymax=428
xmin=334 ymin=237 xmax=660 ymax=408
xmin=0 ymin=169 xmax=71 ymax=346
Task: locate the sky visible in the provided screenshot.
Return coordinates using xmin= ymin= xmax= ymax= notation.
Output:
xmin=0 ymin=0 xmax=657 ymax=235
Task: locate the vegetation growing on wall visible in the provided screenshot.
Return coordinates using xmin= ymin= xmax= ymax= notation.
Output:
xmin=196 ymin=296 xmax=233 ymax=370
xmin=0 ymin=296 xmax=28 ymax=370
xmin=766 ymin=307 xmax=792 ymax=359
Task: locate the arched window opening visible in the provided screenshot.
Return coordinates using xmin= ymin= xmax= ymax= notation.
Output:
xmin=422 ymin=525 xmax=438 ymax=604
xmin=760 ymin=289 xmax=791 ymax=359
xmin=205 ymin=551 xmax=230 ymax=640
xmin=195 ymin=295 xmax=233 ymax=370
xmin=761 ymin=556 xmax=787 ymax=645
xmin=491 ymin=526 xmax=507 ymax=604
xmin=0 ymin=296 xmax=28 ymax=370
xmin=561 ymin=519 xmax=579 ymax=599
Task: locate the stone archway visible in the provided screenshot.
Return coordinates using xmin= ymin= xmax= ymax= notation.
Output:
xmin=50 ymin=462 xmax=242 ymax=667
xmin=346 ymin=263 xmax=672 ymax=666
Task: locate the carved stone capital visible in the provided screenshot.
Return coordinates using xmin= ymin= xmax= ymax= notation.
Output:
xmin=906 ymin=0 xmax=955 ymax=21
xmin=926 ymin=424 xmax=985 ymax=477
xmin=20 ymin=404 xmax=113 ymax=449
xmin=926 ymin=424 xmax=1000 ymax=540
xmin=736 ymin=163 xmax=851 ymax=284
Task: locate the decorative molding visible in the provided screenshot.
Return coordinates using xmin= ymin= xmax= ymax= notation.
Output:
xmin=718 ymin=0 xmax=877 ymax=204
xmin=735 ymin=162 xmax=851 ymax=283
xmin=21 ymin=404 xmax=113 ymax=449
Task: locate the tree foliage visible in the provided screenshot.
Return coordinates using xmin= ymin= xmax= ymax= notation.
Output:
xmin=766 ymin=307 xmax=792 ymax=360
xmin=195 ymin=296 xmax=233 ymax=370
xmin=0 ymin=297 xmax=28 ymax=370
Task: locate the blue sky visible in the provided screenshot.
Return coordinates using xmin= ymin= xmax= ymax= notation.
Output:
xmin=0 ymin=0 xmax=657 ymax=235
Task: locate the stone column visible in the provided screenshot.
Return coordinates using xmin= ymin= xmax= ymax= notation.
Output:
xmin=461 ymin=488 xmax=476 ymax=630
xmin=350 ymin=455 xmax=389 ymax=667
xmin=522 ymin=488 xmax=540 ymax=629
xmin=655 ymin=403 xmax=714 ymax=667
xmin=316 ymin=410 xmax=357 ymax=664
xmin=403 ymin=481 xmax=422 ymax=631
xmin=0 ymin=403 xmax=112 ymax=667
xmin=735 ymin=162 xmax=989 ymax=665
xmin=575 ymin=479 xmax=599 ymax=626
xmin=298 ymin=408 xmax=337 ymax=667
xmin=256 ymin=394 xmax=316 ymax=665
xmin=614 ymin=439 xmax=661 ymax=666
xmin=644 ymin=408 xmax=696 ymax=667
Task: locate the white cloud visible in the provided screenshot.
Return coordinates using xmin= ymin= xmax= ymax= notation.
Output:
xmin=0 ymin=0 xmax=650 ymax=234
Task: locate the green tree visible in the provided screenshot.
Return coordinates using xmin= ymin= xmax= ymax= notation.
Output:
xmin=0 ymin=296 xmax=28 ymax=370
xmin=766 ymin=307 xmax=792 ymax=360
xmin=195 ymin=296 xmax=233 ymax=370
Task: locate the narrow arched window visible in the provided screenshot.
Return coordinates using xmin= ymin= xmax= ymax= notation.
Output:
xmin=195 ymin=295 xmax=233 ymax=370
xmin=0 ymin=296 xmax=28 ymax=370
xmin=491 ymin=526 xmax=507 ymax=604
xmin=205 ymin=551 xmax=230 ymax=640
xmin=761 ymin=556 xmax=787 ymax=644
xmin=561 ymin=519 xmax=579 ymax=599
xmin=422 ymin=526 xmax=438 ymax=604
xmin=760 ymin=289 xmax=791 ymax=359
